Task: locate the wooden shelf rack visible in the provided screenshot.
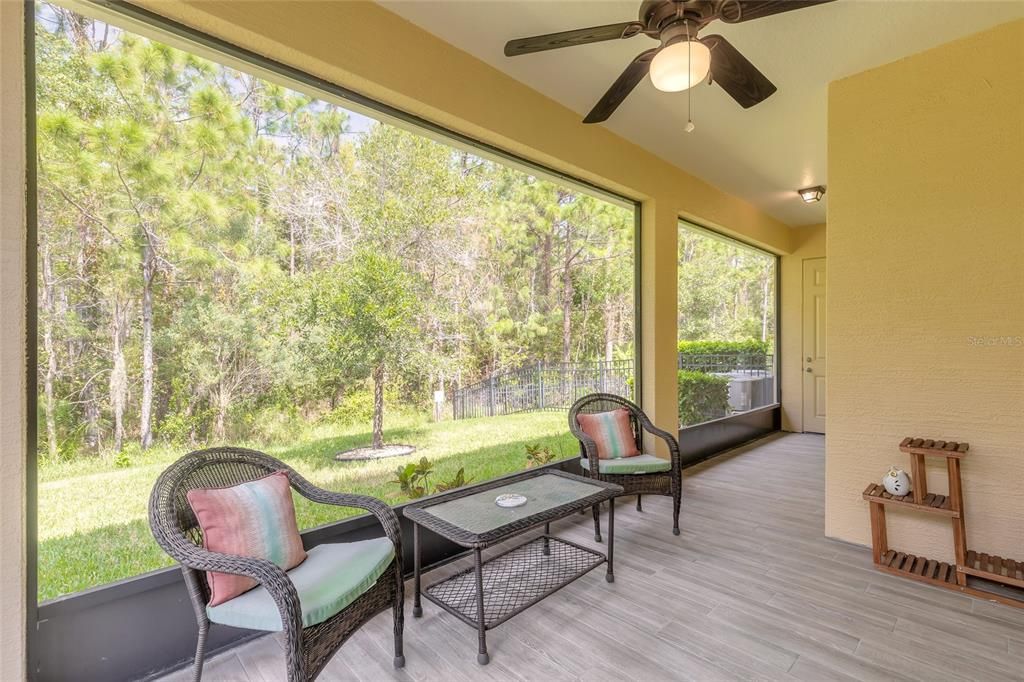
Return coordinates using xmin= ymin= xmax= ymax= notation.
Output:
xmin=861 ymin=484 xmax=958 ymax=517
xmin=962 ymin=551 xmax=1024 ymax=590
xmin=865 ymin=437 xmax=1024 ymax=608
xmin=876 ymin=549 xmax=959 ymax=588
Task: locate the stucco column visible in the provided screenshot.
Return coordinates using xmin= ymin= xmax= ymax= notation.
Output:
xmin=0 ymin=1 xmax=28 ymax=679
xmin=640 ymin=199 xmax=678 ymax=456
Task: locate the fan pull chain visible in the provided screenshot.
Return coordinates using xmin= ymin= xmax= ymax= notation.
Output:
xmin=685 ymin=24 xmax=695 ymax=133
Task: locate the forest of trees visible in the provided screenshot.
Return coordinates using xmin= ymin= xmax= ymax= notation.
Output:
xmin=35 ymin=5 xmax=636 ymax=461
xmin=677 ymin=224 xmax=776 ymax=345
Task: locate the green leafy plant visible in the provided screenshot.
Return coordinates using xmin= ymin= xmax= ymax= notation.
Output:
xmin=113 ymin=442 xmax=141 ymax=469
xmin=435 ymin=467 xmax=471 ymax=493
xmin=677 ymin=370 xmax=731 ymax=427
xmin=677 ymin=339 xmax=770 ymax=355
xmin=677 ymin=339 xmax=771 ymax=372
xmin=524 ymin=443 xmax=557 ymax=469
xmin=392 ymin=457 xmax=433 ymax=498
xmin=393 ymin=457 xmax=471 ymax=497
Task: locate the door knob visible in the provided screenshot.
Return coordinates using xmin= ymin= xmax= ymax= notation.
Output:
xmin=806 ymin=356 xmax=812 ymax=362
xmin=805 ymin=367 xmax=813 ymax=373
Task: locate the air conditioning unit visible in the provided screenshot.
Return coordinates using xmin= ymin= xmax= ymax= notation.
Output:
xmin=727 ymin=375 xmax=774 ymax=413
xmin=728 ymin=376 xmax=755 ymax=413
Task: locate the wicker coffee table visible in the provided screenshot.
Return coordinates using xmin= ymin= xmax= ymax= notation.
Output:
xmin=403 ymin=469 xmax=622 ymax=664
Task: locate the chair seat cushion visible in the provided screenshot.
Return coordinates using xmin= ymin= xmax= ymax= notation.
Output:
xmin=206 ymin=538 xmax=395 ymax=631
xmin=580 ymin=454 xmax=671 ymax=475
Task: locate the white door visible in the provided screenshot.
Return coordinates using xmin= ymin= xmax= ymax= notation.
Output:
xmin=802 ymin=258 xmax=827 ymax=433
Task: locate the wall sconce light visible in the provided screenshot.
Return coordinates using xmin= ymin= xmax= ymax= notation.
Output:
xmin=798 ymin=185 xmax=826 ymax=203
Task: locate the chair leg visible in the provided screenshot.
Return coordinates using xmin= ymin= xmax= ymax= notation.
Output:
xmin=191 ymin=621 xmax=208 ymax=682
xmin=393 ymin=597 xmax=405 ymax=668
xmin=672 ymin=489 xmax=681 ymax=536
xmin=393 ymin=563 xmax=406 ymax=669
xmin=592 ymin=503 xmax=602 ymax=543
xmin=636 ymin=494 xmax=643 ymax=512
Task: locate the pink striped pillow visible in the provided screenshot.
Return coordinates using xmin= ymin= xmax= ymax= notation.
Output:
xmin=187 ymin=470 xmax=307 ymax=606
xmin=577 ymin=408 xmax=640 ymax=460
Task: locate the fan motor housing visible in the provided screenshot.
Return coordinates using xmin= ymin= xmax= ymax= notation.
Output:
xmin=640 ymin=0 xmax=716 ymax=33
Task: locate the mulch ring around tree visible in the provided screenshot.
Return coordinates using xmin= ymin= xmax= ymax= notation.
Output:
xmin=334 ymin=444 xmax=416 ymax=462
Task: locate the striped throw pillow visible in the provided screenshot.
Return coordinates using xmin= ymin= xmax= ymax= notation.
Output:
xmin=187 ymin=470 xmax=307 ymax=606
xmin=577 ymin=408 xmax=640 ymax=460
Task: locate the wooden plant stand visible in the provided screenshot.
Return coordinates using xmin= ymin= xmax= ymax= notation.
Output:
xmin=864 ymin=437 xmax=1024 ymax=608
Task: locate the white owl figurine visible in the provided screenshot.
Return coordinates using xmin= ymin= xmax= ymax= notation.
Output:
xmin=882 ymin=466 xmax=912 ymax=497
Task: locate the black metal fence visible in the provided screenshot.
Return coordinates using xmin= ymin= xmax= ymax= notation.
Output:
xmin=451 ymin=353 xmax=774 ymax=421
xmin=678 ymin=352 xmax=774 ymax=375
xmin=452 ymin=360 xmax=634 ymax=420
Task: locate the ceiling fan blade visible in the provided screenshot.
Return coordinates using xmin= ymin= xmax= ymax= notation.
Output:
xmin=504 ymin=22 xmax=645 ymax=57
xmin=717 ymin=0 xmax=837 ymax=24
xmin=583 ymin=49 xmax=658 ymax=124
xmin=701 ymin=35 xmax=777 ymax=108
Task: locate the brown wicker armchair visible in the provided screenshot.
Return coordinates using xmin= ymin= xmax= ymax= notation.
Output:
xmin=148 ymin=447 xmax=404 ymax=682
xmin=568 ymin=393 xmax=681 ymax=540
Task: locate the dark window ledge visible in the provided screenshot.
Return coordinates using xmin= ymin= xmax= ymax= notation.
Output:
xmin=679 ymin=404 xmax=779 ymax=467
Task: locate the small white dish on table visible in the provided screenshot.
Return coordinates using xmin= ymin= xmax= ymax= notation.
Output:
xmin=495 ymin=493 xmax=527 ymax=508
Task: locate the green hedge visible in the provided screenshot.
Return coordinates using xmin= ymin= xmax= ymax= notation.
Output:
xmin=678 ymin=370 xmax=731 ymax=427
xmin=677 ymin=339 xmax=771 ymax=373
xmin=677 ymin=339 xmax=770 ymax=355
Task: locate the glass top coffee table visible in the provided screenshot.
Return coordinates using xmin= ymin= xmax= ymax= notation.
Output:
xmin=403 ymin=469 xmax=622 ymax=664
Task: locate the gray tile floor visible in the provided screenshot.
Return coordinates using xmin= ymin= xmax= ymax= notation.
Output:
xmin=159 ymin=433 xmax=1024 ymax=681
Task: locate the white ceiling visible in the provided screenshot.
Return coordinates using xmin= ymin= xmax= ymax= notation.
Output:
xmin=380 ymin=1 xmax=1024 ymax=226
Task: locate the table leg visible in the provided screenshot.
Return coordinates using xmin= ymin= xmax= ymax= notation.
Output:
xmin=543 ymin=522 xmax=550 ymax=556
xmin=474 ymin=548 xmax=489 ymax=665
xmin=606 ymin=498 xmax=615 ymax=583
xmin=413 ymin=524 xmax=422 ymax=618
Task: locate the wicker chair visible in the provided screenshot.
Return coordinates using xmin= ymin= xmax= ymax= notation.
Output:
xmin=148 ymin=447 xmax=404 ymax=682
xmin=568 ymin=393 xmax=681 ymax=540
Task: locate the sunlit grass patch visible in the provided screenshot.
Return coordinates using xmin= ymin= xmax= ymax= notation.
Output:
xmin=38 ymin=411 xmax=578 ymax=601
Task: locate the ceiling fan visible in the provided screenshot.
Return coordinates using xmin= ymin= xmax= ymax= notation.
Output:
xmin=504 ymin=0 xmax=836 ymax=124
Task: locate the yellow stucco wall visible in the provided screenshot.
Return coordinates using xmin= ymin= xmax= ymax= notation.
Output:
xmin=826 ymin=20 xmax=1024 ymax=560
xmin=0 ymin=1 xmax=27 ymax=678
xmin=780 ymin=223 xmax=826 ymax=433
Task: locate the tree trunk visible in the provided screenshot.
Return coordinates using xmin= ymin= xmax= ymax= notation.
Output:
xmin=41 ymin=244 xmax=58 ymax=461
xmin=77 ymin=217 xmax=100 ymax=453
xmin=605 ymin=304 xmax=615 ymax=363
xmin=683 ymin=236 xmax=696 ymax=263
xmin=289 ymin=221 xmax=296 ymax=277
xmin=561 ymin=222 xmax=574 ymax=364
xmin=372 ymin=363 xmax=385 ymax=449
xmin=212 ymin=344 xmax=229 ymax=442
xmin=139 ymin=241 xmax=155 ymax=449
xmin=214 ymin=381 xmax=229 ymax=442
xmin=82 ymin=384 xmax=100 ymax=453
xmin=109 ymin=299 xmax=128 ymax=453
xmin=540 ymin=232 xmax=552 ymax=308
xmin=761 ymin=269 xmax=771 ymax=342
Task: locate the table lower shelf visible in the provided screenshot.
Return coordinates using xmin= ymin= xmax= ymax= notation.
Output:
xmin=423 ymin=535 xmax=606 ymax=630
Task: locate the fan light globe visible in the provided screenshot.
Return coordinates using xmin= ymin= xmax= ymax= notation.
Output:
xmin=649 ymin=40 xmax=711 ymax=92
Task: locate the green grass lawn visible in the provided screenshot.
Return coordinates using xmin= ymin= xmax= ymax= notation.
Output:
xmin=38 ymin=411 xmax=579 ymax=602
